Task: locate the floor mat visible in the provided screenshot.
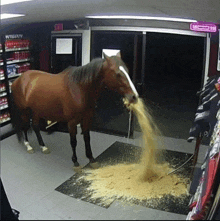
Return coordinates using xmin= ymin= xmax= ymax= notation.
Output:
xmin=56 ymin=141 xmax=192 ymax=214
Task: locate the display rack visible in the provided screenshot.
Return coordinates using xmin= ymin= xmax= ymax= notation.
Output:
xmin=0 ymin=34 xmax=31 ymax=128
xmin=187 ymin=75 xmax=220 ymax=220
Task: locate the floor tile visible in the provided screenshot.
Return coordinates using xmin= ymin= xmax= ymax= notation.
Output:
xmin=1 ymin=130 xmax=207 ymax=220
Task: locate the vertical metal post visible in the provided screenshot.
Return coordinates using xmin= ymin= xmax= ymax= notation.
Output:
xmin=127 ymin=33 xmax=139 ymax=139
xmin=75 ymin=39 xmax=78 ymax=66
xmin=132 ymin=34 xmax=138 ymax=84
xmin=141 ymin=31 xmax=147 ymax=94
xmin=202 ymin=33 xmax=211 ymax=88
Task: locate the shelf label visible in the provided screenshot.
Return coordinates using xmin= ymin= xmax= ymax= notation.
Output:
xmin=5 ymin=34 xmax=23 ymax=39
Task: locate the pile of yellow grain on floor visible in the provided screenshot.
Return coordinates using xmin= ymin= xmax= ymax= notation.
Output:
xmin=80 ymin=98 xmax=188 ymax=204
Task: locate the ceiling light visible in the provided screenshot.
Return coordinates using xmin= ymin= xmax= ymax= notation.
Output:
xmin=1 ymin=13 xmax=25 ymax=19
xmin=86 ymin=15 xmax=197 ymax=23
xmin=1 ymin=0 xmax=32 ymax=5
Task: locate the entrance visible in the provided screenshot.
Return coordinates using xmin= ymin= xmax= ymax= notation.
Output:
xmin=51 ymin=34 xmax=82 ymax=74
xmin=91 ymin=30 xmax=205 ymax=139
xmin=91 ymin=31 xmax=143 ymax=137
xmin=143 ymin=32 xmax=204 ymax=139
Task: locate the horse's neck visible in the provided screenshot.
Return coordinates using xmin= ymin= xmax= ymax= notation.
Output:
xmin=84 ymin=77 xmax=104 ymax=104
xmin=66 ymin=73 xmax=103 ymax=108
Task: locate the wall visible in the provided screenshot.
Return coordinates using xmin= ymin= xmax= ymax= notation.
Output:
xmin=1 ymin=19 xmax=219 ymax=78
xmin=1 ymin=20 xmax=86 ymax=70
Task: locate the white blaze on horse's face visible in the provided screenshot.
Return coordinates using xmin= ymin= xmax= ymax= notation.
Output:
xmin=119 ymin=66 xmax=139 ymax=97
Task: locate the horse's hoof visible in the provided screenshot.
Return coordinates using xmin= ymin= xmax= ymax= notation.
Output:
xmin=41 ymin=146 xmax=51 ymax=154
xmin=27 ymin=149 xmax=34 ymax=154
xmin=90 ymin=162 xmax=100 ymax=169
xmin=73 ymin=166 xmax=82 ymax=173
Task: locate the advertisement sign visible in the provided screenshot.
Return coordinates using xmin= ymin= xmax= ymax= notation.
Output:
xmin=190 ymin=21 xmax=217 ymax=33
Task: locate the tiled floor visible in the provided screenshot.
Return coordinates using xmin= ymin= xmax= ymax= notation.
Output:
xmin=1 ymin=129 xmax=209 ymax=220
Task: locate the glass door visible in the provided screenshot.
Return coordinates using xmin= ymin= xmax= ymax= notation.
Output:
xmin=91 ymin=31 xmax=142 ymax=137
xmin=143 ymin=32 xmax=204 ymax=139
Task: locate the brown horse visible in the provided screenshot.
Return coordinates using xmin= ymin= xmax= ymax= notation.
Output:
xmin=10 ymin=52 xmax=138 ymax=169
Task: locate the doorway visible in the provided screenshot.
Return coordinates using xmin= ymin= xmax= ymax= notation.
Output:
xmin=51 ymin=34 xmax=82 ymax=74
xmin=91 ymin=31 xmax=143 ymax=137
xmin=143 ymin=32 xmax=205 ymax=139
xmin=91 ymin=30 xmax=205 ymax=139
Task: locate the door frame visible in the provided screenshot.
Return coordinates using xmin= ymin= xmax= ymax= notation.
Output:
xmin=90 ymin=26 xmax=208 ymax=138
xmin=51 ymin=29 xmax=91 ymax=67
xmin=91 ymin=26 xmax=208 ymax=88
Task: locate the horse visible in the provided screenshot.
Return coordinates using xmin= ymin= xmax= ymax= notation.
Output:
xmin=10 ymin=52 xmax=139 ymax=169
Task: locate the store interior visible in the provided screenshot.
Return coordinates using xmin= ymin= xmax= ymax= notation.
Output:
xmin=1 ymin=0 xmax=220 ymax=220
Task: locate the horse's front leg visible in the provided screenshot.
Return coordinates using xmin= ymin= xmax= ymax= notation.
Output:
xmin=82 ymin=130 xmax=99 ymax=169
xmin=81 ymin=115 xmax=99 ymax=169
xmin=83 ymin=130 xmax=94 ymax=162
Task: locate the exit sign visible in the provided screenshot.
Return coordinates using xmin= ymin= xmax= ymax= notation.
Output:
xmin=190 ymin=21 xmax=217 ymax=32
xmin=54 ymin=23 xmax=63 ymax=31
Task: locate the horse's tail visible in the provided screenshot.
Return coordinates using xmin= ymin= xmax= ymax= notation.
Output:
xmin=10 ymin=92 xmax=31 ymax=142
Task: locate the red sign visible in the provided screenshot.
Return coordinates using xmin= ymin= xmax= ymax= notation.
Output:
xmin=54 ymin=23 xmax=63 ymax=31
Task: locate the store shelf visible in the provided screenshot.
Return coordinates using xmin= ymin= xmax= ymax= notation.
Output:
xmin=7 ymin=58 xmax=30 ymax=65
xmin=8 ymin=73 xmax=21 ymax=79
xmin=0 ymin=118 xmax=11 ymax=125
xmin=5 ymin=47 xmax=29 ymax=52
xmin=1 ymin=35 xmax=32 ymax=129
xmin=0 ymin=92 xmax=7 ymax=97
xmin=0 ymin=104 xmax=8 ymax=110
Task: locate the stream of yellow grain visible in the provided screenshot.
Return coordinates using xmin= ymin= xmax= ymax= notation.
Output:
xmin=80 ymin=98 xmax=188 ymax=204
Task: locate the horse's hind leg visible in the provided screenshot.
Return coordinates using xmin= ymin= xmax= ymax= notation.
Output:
xmin=81 ymin=116 xmax=99 ymax=169
xmin=21 ymin=111 xmax=34 ymax=154
xmin=24 ymin=127 xmax=34 ymax=154
xmin=32 ymin=117 xmax=50 ymax=154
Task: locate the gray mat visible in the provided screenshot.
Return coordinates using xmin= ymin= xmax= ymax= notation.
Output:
xmin=56 ymin=141 xmax=192 ymax=214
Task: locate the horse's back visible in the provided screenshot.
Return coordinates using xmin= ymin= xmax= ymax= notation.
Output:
xmin=12 ymin=70 xmax=65 ymax=110
xmin=11 ymin=70 xmax=83 ymax=122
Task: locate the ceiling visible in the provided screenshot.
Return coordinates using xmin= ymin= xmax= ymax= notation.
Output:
xmin=1 ymin=0 xmax=220 ymax=27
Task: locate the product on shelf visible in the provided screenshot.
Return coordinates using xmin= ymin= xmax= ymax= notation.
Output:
xmin=0 ymin=97 xmax=8 ymax=106
xmin=17 ymin=63 xmax=31 ymax=74
xmin=5 ymin=39 xmax=30 ymax=49
xmin=6 ymin=62 xmax=30 ymax=77
xmin=7 ymin=64 xmax=18 ymax=77
xmin=0 ymin=69 xmax=4 ymax=78
xmin=6 ymin=58 xmax=14 ymax=62
xmin=0 ymin=83 xmax=6 ymax=91
xmin=0 ymin=111 xmax=10 ymax=124
xmin=12 ymin=51 xmax=30 ymax=60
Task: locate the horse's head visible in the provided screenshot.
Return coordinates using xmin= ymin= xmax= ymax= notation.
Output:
xmin=102 ymin=52 xmax=139 ymax=104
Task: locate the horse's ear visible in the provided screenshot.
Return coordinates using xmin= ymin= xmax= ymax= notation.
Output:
xmin=103 ymin=52 xmax=114 ymax=67
xmin=103 ymin=52 xmax=110 ymax=61
xmin=116 ymin=51 xmax=121 ymax=58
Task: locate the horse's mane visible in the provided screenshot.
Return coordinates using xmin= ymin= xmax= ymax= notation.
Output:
xmin=66 ymin=58 xmax=104 ymax=84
